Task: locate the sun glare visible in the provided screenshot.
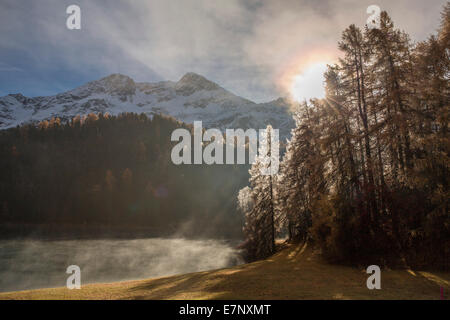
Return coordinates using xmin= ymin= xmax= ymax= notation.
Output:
xmin=290 ymin=62 xmax=328 ymax=102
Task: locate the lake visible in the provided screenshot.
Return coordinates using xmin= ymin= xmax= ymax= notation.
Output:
xmin=0 ymin=238 xmax=243 ymax=292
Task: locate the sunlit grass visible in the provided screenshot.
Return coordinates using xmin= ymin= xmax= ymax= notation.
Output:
xmin=0 ymin=243 xmax=448 ymax=300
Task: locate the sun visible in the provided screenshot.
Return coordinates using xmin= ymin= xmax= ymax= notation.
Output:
xmin=290 ymin=62 xmax=328 ymax=102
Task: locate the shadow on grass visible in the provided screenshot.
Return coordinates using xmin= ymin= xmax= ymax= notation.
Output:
xmin=123 ymin=242 xmax=319 ymax=299
xmin=123 ymin=242 xmax=449 ymax=300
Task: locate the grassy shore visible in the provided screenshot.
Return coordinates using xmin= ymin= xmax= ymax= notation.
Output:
xmin=0 ymin=243 xmax=448 ymax=300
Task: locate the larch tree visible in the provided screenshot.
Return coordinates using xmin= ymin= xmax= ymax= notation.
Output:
xmin=240 ymin=125 xmax=278 ymax=260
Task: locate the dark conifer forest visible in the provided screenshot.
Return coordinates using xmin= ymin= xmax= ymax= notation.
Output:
xmin=239 ymin=8 xmax=449 ymax=270
xmin=0 ymin=113 xmax=248 ymax=239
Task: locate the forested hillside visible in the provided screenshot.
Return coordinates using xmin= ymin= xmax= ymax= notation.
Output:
xmin=240 ymin=7 xmax=449 ymax=270
xmin=0 ymin=113 xmax=249 ymax=239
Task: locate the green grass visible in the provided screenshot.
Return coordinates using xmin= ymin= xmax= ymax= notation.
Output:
xmin=0 ymin=243 xmax=448 ymax=300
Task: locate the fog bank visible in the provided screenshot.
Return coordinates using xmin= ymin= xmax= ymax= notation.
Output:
xmin=0 ymin=238 xmax=243 ymax=292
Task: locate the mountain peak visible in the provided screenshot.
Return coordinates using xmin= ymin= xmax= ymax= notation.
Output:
xmin=7 ymin=93 xmax=32 ymax=104
xmin=0 ymin=73 xmax=295 ymax=139
xmin=8 ymin=93 xmax=27 ymax=99
xmin=77 ymin=74 xmax=136 ymax=98
xmin=175 ymin=72 xmax=220 ymax=96
xmin=98 ymin=73 xmax=135 ymax=87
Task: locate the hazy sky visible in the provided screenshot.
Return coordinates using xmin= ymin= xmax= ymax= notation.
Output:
xmin=0 ymin=0 xmax=447 ymax=102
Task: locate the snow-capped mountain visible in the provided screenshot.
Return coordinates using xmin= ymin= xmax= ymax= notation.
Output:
xmin=0 ymin=73 xmax=295 ymax=139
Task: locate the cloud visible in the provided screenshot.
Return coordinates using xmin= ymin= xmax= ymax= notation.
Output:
xmin=0 ymin=63 xmax=23 ymax=72
xmin=0 ymin=0 xmax=447 ymax=101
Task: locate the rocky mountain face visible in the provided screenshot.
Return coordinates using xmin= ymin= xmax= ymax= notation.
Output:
xmin=0 ymin=73 xmax=295 ymax=139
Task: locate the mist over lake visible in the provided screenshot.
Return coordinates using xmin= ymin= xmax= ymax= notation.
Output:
xmin=0 ymin=238 xmax=243 ymax=293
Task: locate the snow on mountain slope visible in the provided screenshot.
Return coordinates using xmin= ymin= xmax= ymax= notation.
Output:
xmin=0 ymin=73 xmax=295 ymax=139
